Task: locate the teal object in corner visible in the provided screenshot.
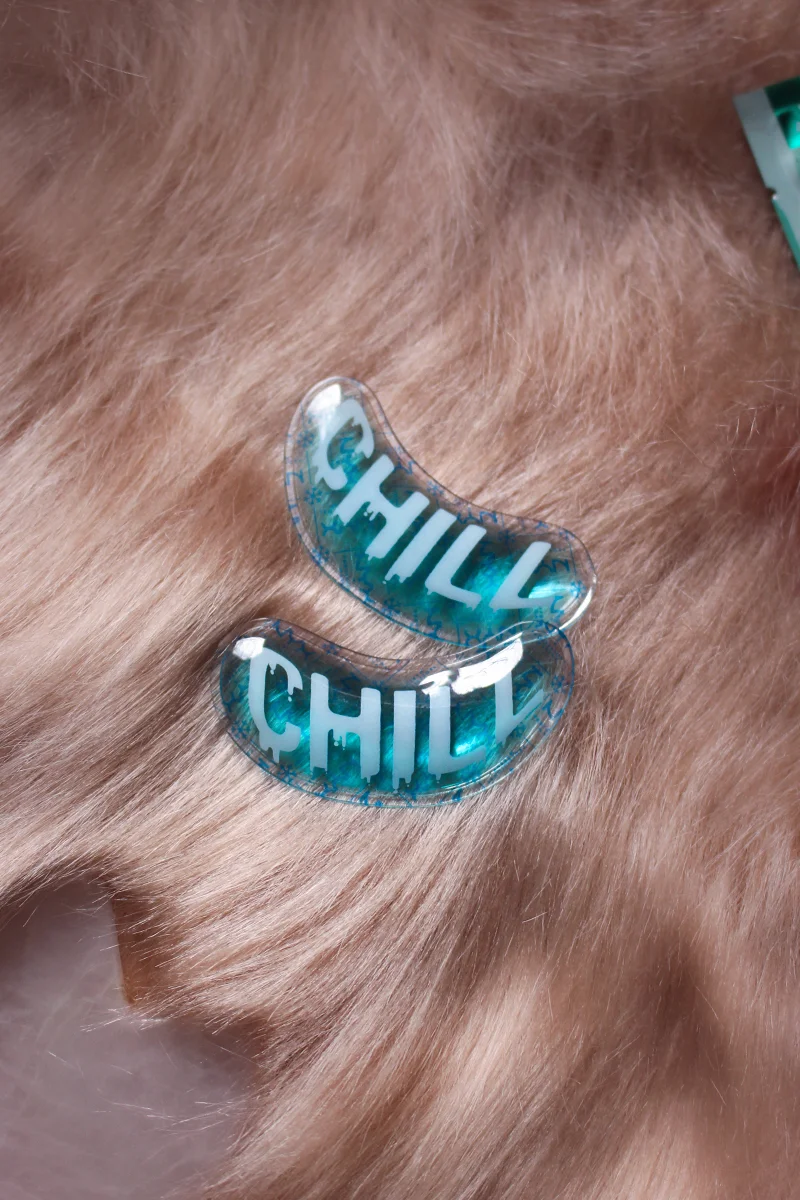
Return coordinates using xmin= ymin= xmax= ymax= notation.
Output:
xmin=735 ymin=77 xmax=800 ymax=269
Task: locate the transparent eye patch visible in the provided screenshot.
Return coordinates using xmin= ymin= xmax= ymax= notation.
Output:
xmin=286 ymin=378 xmax=595 ymax=645
xmin=217 ymin=620 xmax=572 ymax=807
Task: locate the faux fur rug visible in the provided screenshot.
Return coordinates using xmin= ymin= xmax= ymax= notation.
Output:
xmin=2 ymin=2 xmax=800 ymax=1196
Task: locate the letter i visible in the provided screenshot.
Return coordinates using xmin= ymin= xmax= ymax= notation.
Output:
xmin=392 ymin=690 xmax=416 ymax=789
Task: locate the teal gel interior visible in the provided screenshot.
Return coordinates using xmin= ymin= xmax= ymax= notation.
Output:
xmin=217 ymin=620 xmax=573 ymax=807
xmin=285 ymin=378 xmax=595 ymax=646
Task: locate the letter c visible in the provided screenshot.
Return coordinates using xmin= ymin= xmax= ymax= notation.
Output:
xmin=248 ymin=649 xmax=303 ymax=763
xmin=310 ymin=388 xmax=375 ymax=490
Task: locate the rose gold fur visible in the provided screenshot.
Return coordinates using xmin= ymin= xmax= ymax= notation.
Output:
xmin=2 ymin=1 xmax=800 ymax=1195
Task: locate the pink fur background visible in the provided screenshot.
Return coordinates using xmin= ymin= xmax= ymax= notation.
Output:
xmin=2 ymin=1 xmax=800 ymax=1195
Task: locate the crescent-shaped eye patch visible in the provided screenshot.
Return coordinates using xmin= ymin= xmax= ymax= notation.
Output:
xmin=285 ymin=378 xmax=595 ymax=646
xmin=216 ymin=620 xmax=572 ymax=807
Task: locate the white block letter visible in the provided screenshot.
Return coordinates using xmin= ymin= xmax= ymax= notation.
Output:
xmin=424 ymin=525 xmax=486 ymax=609
xmin=494 ymin=672 xmax=545 ymax=744
xmin=334 ymin=454 xmax=429 ymax=560
xmin=392 ymin=690 xmax=417 ymax=789
xmin=427 ymin=685 xmax=485 ymax=779
xmin=248 ymin=649 xmax=303 ymax=763
xmin=489 ymin=541 xmax=552 ymax=611
xmin=310 ymin=389 xmax=375 ymax=491
xmin=309 ymin=673 xmax=382 ymax=780
xmin=385 ymin=509 xmax=457 ymax=583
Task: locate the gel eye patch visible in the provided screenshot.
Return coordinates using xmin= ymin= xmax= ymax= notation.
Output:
xmin=286 ymin=378 xmax=595 ymax=646
xmin=217 ymin=619 xmax=572 ymax=807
